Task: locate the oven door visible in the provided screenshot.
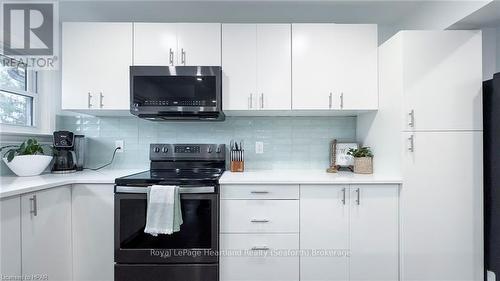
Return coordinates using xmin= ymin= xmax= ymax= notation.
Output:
xmin=114 ymin=185 xmax=219 ymax=264
xmin=130 ymin=66 xmax=222 ymax=120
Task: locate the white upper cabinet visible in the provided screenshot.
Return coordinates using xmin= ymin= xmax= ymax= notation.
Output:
xmin=133 ymin=23 xmax=177 ymax=66
xmin=62 ymin=22 xmax=132 ymax=110
xmin=292 ymin=24 xmax=334 ymax=110
xmin=222 ymin=24 xmax=257 ymax=110
xmin=177 ymin=23 xmax=221 ymax=66
xmin=256 ymin=24 xmax=291 ymax=110
xmin=21 ymin=187 xmax=72 ymax=281
xmin=292 ymin=24 xmax=378 ymax=110
xmin=401 ymin=31 xmax=482 ymax=131
xmin=222 ymin=24 xmax=291 ymax=111
xmin=134 ymin=23 xmax=221 ymax=66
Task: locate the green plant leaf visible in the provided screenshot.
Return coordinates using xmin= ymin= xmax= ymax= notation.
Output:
xmin=7 ymin=150 xmax=15 ymax=162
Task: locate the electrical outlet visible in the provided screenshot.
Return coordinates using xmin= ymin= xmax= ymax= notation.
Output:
xmin=115 ymin=140 xmax=124 ymax=153
xmin=255 ymin=141 xmax=264 ymax=154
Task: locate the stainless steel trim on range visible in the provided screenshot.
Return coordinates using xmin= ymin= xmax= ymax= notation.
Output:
xmin=130 ymin=66 xmax=224 ymax=121
xmin=115 ymin=185 xmax=215 ymax=194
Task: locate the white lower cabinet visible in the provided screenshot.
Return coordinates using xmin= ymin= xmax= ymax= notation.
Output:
xmin=0 ymin=196 xmax=22 ymax=276
xmin=401 ymin=131 xmax=483 ymax=281
xmin=21 ymin=186 xmax=72 ymax=281
xmin=220 ymin=233 xmax=299 ymax=281
xmin=300 ymin=184 xmax=399 ymax=281
xmin=72 ymin=184 xmax=115 ymax=281
xmin=349 ymin=186 xmax=399 ymax=281
xmin=220 ymin=184 xmax=300 ymax=281
xmin=300 ymin=185 xmax=349 ymax=281
xmin=220 ymin=199 xmax=299 ymax=233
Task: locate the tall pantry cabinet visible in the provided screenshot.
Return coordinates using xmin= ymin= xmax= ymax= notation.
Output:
xmin=358 ymin=30 xmax=483 ymax=281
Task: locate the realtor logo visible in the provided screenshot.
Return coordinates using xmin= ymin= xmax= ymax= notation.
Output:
xmin=3 ymin=3 xmax=54 ymax=56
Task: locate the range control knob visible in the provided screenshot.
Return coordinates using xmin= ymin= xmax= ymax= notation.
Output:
xmin=162 ymin=147 xmax=169 ymax=153
xmin=154 ymin=147 xmax=161 ymax=153
xmin=216 ymin=146 xmax=222 ymax=153
xmin=207 ymin=146 xmax=213 ymax=153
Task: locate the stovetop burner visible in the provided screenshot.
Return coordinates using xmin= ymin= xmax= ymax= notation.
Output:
xmin=116 ymin=168 xmax=224 ymax=185
xmin=115 ymin=144 xmax=226 ymax=186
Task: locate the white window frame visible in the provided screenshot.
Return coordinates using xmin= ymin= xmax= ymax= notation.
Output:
xmin=0 ymin=55 xmax=54 ymax=136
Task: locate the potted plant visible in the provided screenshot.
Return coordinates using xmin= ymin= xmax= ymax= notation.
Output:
xmin=1 ymin=138 xmax=54 ymax=177
xmin=347 ymin=147 xmax=374 ymax=174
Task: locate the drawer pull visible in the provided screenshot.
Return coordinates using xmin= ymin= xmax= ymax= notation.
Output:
xmin=250 ymin=191 xmax=269 ymax=194
xmin=251 ymin=246 xmax=269 ymax=251
xmin=251 ymin=219 xmax=270 ymax=223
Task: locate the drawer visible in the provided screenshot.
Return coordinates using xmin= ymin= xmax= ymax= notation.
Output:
xmin=221 ymin=184 xmax=299 ymax=200
xmin=220 ymin=233 xmax=299 ymax=281
xmin=220 ymin=200 xmax=299 ymax=233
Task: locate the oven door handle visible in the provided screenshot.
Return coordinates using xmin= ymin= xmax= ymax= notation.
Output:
xmin=115 ymin=185 xmax=215 ymax=194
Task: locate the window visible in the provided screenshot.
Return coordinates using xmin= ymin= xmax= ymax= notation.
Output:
xmin=0 ymin=55 xmax=37 ymax=127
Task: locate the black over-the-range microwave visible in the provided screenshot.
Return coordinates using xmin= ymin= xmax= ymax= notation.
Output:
xmin=130 ymin=66 xmax=224 ymax=121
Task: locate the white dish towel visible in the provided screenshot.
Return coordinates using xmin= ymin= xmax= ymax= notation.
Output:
xmin=144 ymin=185 xmax=183 ymax=236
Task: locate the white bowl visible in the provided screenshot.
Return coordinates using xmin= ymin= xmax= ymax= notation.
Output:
xmin=3 ymin=155 xmax=53 ymax=177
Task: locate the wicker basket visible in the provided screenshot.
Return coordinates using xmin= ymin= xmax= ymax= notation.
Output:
xmin=353 ymin=157 xmax=373 ymax=174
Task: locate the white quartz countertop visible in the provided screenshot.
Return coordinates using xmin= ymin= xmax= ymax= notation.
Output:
xmin=219 ymin=170 xmax=402 ymax=185
xmin=0 ymin=169 xmax=145 ymax=199
xmin=1 ymin=169 xmax=402 ymax=199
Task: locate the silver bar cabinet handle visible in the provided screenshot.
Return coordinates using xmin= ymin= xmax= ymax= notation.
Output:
xmin=251 ymin=246 xmax=269 ymax=251
xmin=329 ymin=92 xmax=333 ymax=109
xmin=181 ymin=48 xmax=186 ymax=65
xmin=260 ymin=93 xmax=264 ymax=109
xmin=355 ymin=188 xmax=360 ymax=205
xmin=99 ymin=92 xmax=104 ymax=108
xmin=249 ymin=93 xmax=253 ymax=109
xmin=87 ymin=92 xmax=92 ymax=108
xmin=251 ymin=219 xmax=269 ymax=223
xmin=251 ymin=191 xmax=269 ymax=194
xmin=341 ymin=188 xmax=346 ymax=205
xmin=169 ymin=48 xmax=174 ymax=65
xmin=29 ymin=195 xmax=37 ymax=216
xmin=408 ymin=109 xmax=415 ymax=128
xmin=340 ymin=92 xmax=344 ymax=109
xmin=408 ymin=135 xmax=415 ymax=152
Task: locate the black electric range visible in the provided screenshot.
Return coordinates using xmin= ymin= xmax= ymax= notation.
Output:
xmin=114 ymin=144 xmax=225 ymax=281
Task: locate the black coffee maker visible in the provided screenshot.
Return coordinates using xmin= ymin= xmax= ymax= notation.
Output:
xmin=52 ymin=131 xmax=85 ymax=173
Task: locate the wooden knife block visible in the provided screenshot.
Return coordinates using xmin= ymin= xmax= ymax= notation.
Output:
xmin=230 ymin=161 xmax=244 ymax=172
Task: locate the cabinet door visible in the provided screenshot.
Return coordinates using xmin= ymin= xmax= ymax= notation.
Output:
xmin=21 ymin=187 xmax=72 ymax=281
xmin=0 ymin=196 xmax=21 ymax=276
xmin=300 ymin=185 xmax=349 ymax=281
xmin=63 ymin=22 xmax=132 ymax=111
xmin=222 ymin=24 xmax=257 ymax=110
xmin=349 ymin=186 xmax=399 ymax=281
xmin=177 ymin=23 xmax=221 ymax=66
xmin=256 ymin=24 xmax=291 ymax=110
xmin=133 ymin=23 xmax=177 ymax=66
xmin=62 ymin=22 xmax=97 ymax=110
xmin=401 ymin=131 xmax=483 ymax=281
xmin=402 ymin=31 xmax=482 ymax=131
xmin=332 ymin=24 xmax=378 ymax=110
xmin=220 ymin=233 xmax=299 ymax=281
xmin=72 ymin=184 xmax=114 ymax=281
xmin=292 ymin=24 xmax=335 ymax=110
xmin=94 ymin=23 xmax=133 ymax=110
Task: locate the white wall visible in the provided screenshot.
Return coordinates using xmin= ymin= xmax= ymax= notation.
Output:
xmin=482 ymin=26 xmax=500 ymax=81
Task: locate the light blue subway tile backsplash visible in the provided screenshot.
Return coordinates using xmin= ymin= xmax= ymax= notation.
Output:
xmin=56 ymin=115 xmax=357 ymax=170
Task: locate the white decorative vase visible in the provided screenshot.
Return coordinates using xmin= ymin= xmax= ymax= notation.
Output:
xmin=3 ymin=155 xmax=53 ymax=177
